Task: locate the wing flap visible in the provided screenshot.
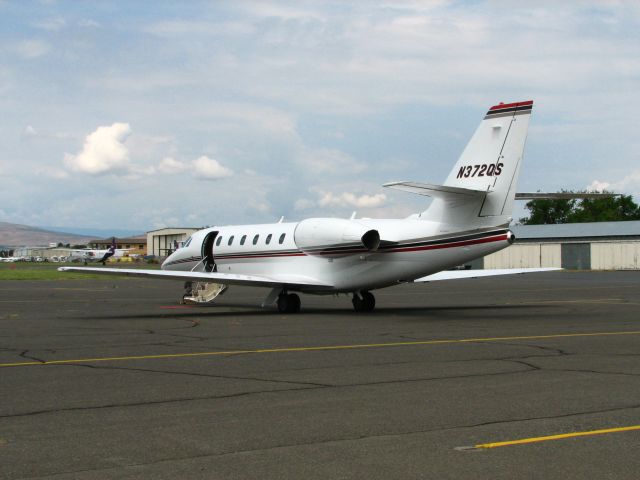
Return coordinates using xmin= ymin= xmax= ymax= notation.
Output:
xmin=58 ymin=267 xmax=333 ymax=289
xmin=415 ymin=267 xmax=561 ymax=282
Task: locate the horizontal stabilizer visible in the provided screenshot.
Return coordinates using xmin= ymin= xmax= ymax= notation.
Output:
xmin=515 ymin=192 xmax=620 ymax=200
xmin=58 ymin=267 xmax=333 ymax=290
xmin=383 ymin=181 xmax=490 ymax=199
xmin=415 ymin=267 xmax=561 ymax=283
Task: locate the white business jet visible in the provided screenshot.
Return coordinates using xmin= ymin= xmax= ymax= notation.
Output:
xmin=61 ymin=100 xmax=558 ymax=312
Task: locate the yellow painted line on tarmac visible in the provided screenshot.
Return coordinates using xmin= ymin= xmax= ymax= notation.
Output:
xmin=1 ymin=330 xmax=640 ymax=369
xmin=474 ymin=425 xmax=640 ymax=449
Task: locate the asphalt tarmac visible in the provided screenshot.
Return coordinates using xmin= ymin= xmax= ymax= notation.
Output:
xmin=1 ymin=271 xmax=639 ymax=479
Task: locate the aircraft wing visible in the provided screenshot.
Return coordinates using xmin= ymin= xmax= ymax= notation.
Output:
xmin=415 ymin=267 xmax=561 ymax=282
xmin=57 ymin=267 xmax=333 ymax=290
xmin=515 ymin=192 xmax=619 ymax=200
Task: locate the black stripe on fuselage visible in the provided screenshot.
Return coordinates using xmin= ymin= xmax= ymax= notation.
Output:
xmin=209 ymin=229 xmax=509 ymax=260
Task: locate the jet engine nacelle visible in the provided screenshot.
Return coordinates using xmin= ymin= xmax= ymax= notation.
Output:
xmin=293 ymin=218 xmax=380 ymax=257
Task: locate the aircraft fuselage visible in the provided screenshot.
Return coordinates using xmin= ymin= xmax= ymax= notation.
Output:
xmin=162 ymin=219 xmax=512 ymax=293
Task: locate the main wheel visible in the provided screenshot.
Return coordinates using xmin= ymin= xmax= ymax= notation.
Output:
xmin=277 ymin=293 xmax=301 ymax=313
xmin=352 ymin=291 xmax=375 ymax=312
xmin=361 ymin=291 xmax=375 ymax=311
xmin=288 ymin=293 xmax=301 ymax=313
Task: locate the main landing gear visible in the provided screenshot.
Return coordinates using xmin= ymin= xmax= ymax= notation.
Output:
xmin=352 ymin=291 xmax=375 ymax=312
xmin=277 ymin=292 xmax=301 ymax=313
xmin=273 ymin=290 xmax=375 ymax=313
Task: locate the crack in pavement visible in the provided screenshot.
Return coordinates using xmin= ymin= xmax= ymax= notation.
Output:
xmin=18 ymin=350 xmax=45 ymax=364
xmin=0 ymin=385 xmax=322 ymax=420
xmin=0 ymin=364 xmax=536 ymax=419
xmin=67 ymin=362 xmax=333 ymax=387
xmin=11 ymin=402 xmax=640 ymax=479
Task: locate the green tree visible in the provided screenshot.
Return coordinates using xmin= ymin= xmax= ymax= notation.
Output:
xmin=520 ymin=193 xmax=640 ymax=225
xmin=566 ymin=194 xmax=640 ymax=223
xmin=520 ymin=198 xmax=575 ymax=224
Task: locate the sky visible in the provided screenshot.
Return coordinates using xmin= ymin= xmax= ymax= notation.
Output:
xmin=1 ymin=0 xmax=639 ymax=233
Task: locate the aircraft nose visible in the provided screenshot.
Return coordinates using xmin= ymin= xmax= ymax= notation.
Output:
xmin=161 ymin=252 xmax=175 ymax=270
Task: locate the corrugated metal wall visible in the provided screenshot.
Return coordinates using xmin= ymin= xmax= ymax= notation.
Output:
xmin=484 ymin=243 xmax=561 ymax=268
xmin=591 ymin=242 xmax=640 ymax=269
xmin=483 ymin=241 xmax=640 ymax=270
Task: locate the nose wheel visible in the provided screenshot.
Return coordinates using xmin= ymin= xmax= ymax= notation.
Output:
xmin=352 ymin=291 xmax=375 ymax=312
xmin=277 ymin=292 xmax=301 ymax=313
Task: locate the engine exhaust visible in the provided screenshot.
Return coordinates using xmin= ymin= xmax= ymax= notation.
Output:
xmin=361 ymin=229 xmax=380 ymax=252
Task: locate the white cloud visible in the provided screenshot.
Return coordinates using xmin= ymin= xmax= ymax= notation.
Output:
xmin=192 ymin=155 xmax=233 ymax=180
xmin=208 ymin=103 xmax=297 ymax=135
xmin=32 ymin=16 xmax=66 ymax=31
xmin=297 ymin=147 xmax=364 ymax=174
xmin=158 ymin=157 xmax=188 ymax=174
xmin=23 ymin=125 xmax=37 ymax=137
xmin=144 ymin=20 xmax=255 ymax=37
xmin=294 ymin=198 xmax=315 ymax=211
xmin=14 ymin=40 xmax=50 ymax=59
xmin=36 ymin=166 xmax=69 ymax=179
xmin=64 ymin=123 xmax=132 ymax=175
xmin=589 ymin=170 xmax=640 ymax=197
xmin=318 ymin=192 xmax=387 ymax=208
xmin=78 ymin=19 xmax=100 ymax=28
xmin=587 ymin=180 xmax=611 ymax=192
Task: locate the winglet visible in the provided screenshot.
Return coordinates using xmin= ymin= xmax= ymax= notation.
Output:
xmin=485 ymin=100 xmax=534 ymax=119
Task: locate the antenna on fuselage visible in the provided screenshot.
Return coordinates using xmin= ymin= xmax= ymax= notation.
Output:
xmin=278 ymin=216 xmax=284 ymax=223
xmin=349 ymin=211 xmax=357 ymax=220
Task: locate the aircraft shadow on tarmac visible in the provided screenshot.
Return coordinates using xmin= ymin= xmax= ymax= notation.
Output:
xmin=81 ymin=302 xmax=555 ymax=321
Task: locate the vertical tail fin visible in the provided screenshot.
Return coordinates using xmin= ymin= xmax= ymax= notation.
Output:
xmin=423 ymin=100 xmax=533 ymax=227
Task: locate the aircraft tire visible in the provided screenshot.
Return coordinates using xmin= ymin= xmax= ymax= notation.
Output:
xmin=277 ymin=294 xmax=289 ymax=313
xmin=278 ymin=293 xmax=301 ymax=313
xmin=362 ymin=291 xmax=375 ymax=311
xmin=353 ymin=291 xmax=375 ymax=312
xmin=288 ymin=293 xmax=301 ymax=313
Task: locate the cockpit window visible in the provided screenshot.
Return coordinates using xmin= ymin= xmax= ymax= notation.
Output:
xmin=183 ymin=237 xmax=192 ymax=248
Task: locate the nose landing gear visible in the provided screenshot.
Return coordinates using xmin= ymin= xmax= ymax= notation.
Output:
xmin=352 ymin=291 xmax=375 ymax=312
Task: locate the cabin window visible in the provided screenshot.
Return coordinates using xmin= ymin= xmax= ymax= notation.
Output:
xmin=216 ymin=236 xmax=222 ymax=247
xmin=279 ymin=233 xmax=286 ymax=244
xmin=240 ymin=235 xmax=246 ymax=245
xmin=266 ymin=234 xmax=272 ymax=245
xmin=253 ymin=234 xmax=259 ymax=245
xmin=228 ymin=236 xmax=234 ymax=246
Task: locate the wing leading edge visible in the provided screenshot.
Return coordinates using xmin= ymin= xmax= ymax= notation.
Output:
xmin=57 ymin=267 xmax=333 ymax=290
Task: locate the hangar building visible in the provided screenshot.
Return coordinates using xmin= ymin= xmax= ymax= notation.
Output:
xmin=88 ymin=237 xmax=147 ymax=256
xmin=482 ymin=220 xmax=640 ymax=270
xmin=147 ymin=227 xmax=200 ymax=257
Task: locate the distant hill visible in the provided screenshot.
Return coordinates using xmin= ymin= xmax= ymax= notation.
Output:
xmin=0 ymin=221 xmax=96 ymax=246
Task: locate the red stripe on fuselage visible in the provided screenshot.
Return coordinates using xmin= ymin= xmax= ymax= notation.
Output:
xmin=384 ymin=234 xmax=508 ymax=253
xmin=214 ymin=234 xmax=507 ymax=261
